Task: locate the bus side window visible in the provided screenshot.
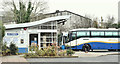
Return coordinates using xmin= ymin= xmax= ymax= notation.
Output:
xmin=91 ymin=32 xmax=100 ymax=36
xmin=91 ymin=31 xmax=104 ymax=36
xmin=77 ymin=31 xmax=90 ymax=38
xmin=105 ymin=31 xmax=118 ymax=36
xmin=119 ymin=32 xmax=120 ymax=36
xmin=105 ymin=32 xmax=113 ymax=36
xmin=112 ymin=32 xmax=118 ymax=36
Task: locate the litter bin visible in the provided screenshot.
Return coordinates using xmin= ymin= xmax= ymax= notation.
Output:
xmin=61 ymin=45 xmax=65 ymax=50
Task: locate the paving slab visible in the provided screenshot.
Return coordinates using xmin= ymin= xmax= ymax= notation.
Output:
xmin=1 ymin=55 xmax=27 ymax=62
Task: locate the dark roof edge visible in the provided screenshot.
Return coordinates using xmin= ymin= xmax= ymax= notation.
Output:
xmin=44 ymin=10 xmax=92 ymax=20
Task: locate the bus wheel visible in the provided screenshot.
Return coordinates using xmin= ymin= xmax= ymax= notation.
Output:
xmin=108 ymin=49 xmax=113 ymax=51
xmin=82 ymin=44 xmax=91 ymax=52
xmin=118 ymin=49 xmax=120 ymax=51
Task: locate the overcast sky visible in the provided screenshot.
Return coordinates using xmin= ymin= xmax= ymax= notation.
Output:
xmin=47 ymin=0 xmax=119 ymax=21
xmin=0 ymin=0 xmax=119 ymax=21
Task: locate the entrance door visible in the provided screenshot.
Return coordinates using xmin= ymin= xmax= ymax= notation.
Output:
xmin=29 ymin=34 xmax=38 ymax=46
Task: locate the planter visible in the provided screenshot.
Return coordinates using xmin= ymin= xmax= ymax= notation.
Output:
xmin=25 ymin=56 xmax=78 ymax=58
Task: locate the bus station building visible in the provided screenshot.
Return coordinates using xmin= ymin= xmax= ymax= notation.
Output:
xmin=3 ymin=15 xmax=70 ymax=53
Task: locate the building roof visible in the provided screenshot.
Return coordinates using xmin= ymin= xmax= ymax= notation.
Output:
xmin=4 ymin=15 xmax=71 ymax=29
xmin=45 ymin=10 xmax=92 ymax=20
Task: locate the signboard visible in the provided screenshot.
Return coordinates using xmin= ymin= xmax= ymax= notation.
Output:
xmin=7 ymin=33 xmax=18 ymax=36
xmin=6 ymin=32 xmax=19 ymax=37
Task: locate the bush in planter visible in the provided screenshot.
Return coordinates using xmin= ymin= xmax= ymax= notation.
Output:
xmin=29 ymin=45 xmax=39 ymax=53
xmin=35 ymin=49 xmax=45 ymax=56
xmin=43 ymin=47 xmax=56 ymax=56
xmin=46 ymin=47 xmax=56 ymax=56
xmin=36 ymin=45 xmax=57 ymax=56
xmin=24 ymin=53 xmax=38 ymax=58
xmin=9 ymin=43 xmax=18 ymax=55
xmin=66 ymin=49 xmax=74 ymax=56
xmin=24 ymin=43 xmax=62 ymax=58
xmin=51 ymin=43 xmax=60 ymax=56
xmin=65 ymin=45 xmax=71 ymax=49
xmin=58 ymin=50 xmax=66 ymax=56
xmin=2 ymin=43 xmax=10 ymax=56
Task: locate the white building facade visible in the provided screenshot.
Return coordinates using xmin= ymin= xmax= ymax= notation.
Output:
xmin=3 ymin=15 xmax=70 ymax=53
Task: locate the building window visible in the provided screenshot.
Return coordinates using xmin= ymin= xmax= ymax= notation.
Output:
xmin=40 ymin=32 xmax=57 ymax=48
xmin=41 ymin=26 xmax=47 ymax=29
xmin=40 ymin=21 xmax=57 ymax=29
xmin=29 ymin=26 xmax=38 ymax=29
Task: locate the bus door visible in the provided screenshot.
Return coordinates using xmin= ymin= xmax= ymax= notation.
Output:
xmin=71 ymin=32 xmax=77 ymax=49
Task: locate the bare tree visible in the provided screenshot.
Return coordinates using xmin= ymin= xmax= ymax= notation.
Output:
xmin=0 ymin=21 xmax=5 ymax=47
xmin=92 ymin=18 xmax=99 ymax=28
xmin=71 ymin=21 xmax=82 ymax=29
xmin=58 ymin=24 xmax=68 ymax=33
xmin=84 ymin=14 xmax=94 ymax=28
xmin=1 ymin=0 xmax=48 ymax=23
xmin=104 ymin=16 xmax=115 ymax=28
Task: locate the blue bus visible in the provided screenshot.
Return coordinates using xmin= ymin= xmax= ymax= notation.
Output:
xmin=63 ymin=28 xmax=120 ymax=51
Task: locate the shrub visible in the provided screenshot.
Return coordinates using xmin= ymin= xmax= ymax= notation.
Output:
xmin=29 ymin=46 xmax=39 ymax=52
xmin=42 ymin=47 xmax=56 ymax=56
xmin=24 ymin=53 xmax=31 ymax=58
xmin=35 ymin=49 xmax=45 ymax=56
xmin=46 ymin=47 xmax=56 ymax=56
xmin=66 ymin=49 xmax=74 ymax=56
xmin=24 ymin=53 xmax=38 ymax=58
xmin=58 ymin=50 xmax=66 ymax=56
xmin=24 ymin=43 xmax=75 ymax=58
xmin=2 ymin=43 xmax=10 ymax=56
xmin=34 ymin=45 xmax=58 ymax=56
xmin=65 ymin=45 xmax=71 ymax=49
xmin=9 ymin=43 xmax=18 ymax=55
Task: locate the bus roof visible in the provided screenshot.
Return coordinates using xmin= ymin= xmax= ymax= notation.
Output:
xmin=70 ymin=28 xmax=119 ymax=32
